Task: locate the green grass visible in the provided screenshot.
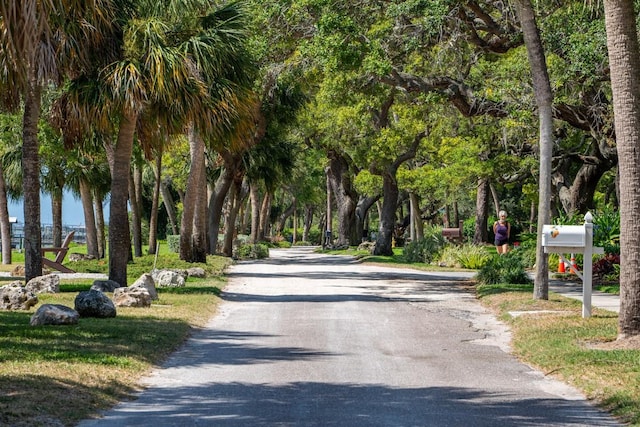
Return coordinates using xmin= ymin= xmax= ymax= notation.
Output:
xmin=0 ymin=246 xmax=232 ymax=427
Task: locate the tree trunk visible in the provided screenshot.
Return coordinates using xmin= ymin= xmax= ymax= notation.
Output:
xmin=180 ymin=126 xmax=208 ymax=262
xmin=22 ymin=77 xmax=42 ymax=281
xmin=303 ymin=205 xmax=313 ymax=242
xmin=207 ymin=154 xmax=237 ymax=253
xmin=489 ymin=182 xmax=500 ymax=217
xmin=355 ymin=195 xmax=379 ymax=243
xmin=222 ymin=177 xmax=247 ymax=257
xmin=148 ymin=153 xmax=162 ymax=255
xmin=51 ymin=192 xmax=62 ymax=248
xmin=326 ymin=150 xmax=358 ymax=246
xmin=160 ymin=181 xmax=179 ymax=235
xmin=515 ymin=0 xmax=553 ymax=300
xmin=192 ymin=136 xmax=208 ymax=263
xmin=108 ymin=110 xmax=136 ymax=286
xmin=0 ymin=164 xmax=12 ymax=264
xmin=325 ymin=169 xmax=332 ymax=247
xmin=129 ymin=165 xmax=143 ymax=258
xmin=94 ymin=189 xmax=106 ymax=259
xmin=603 ymin=0 xmax=640 ymax=338
xmin=374 ymin=172 xmax=399 ymax=256
xmin=552 ymin=158 xmax=617 ymax=215
xmin=249 ymin=183 xmax=260 ymax=243
xmin=410 ymin=192 xmax=424 ymax=241
xmin=276 ymin=201 xmax=295 ymax=235
xmin=474 ymin=178 xmax=490 ymax=244
xmin=258 ymin=192 xmax=272 ymax=241
xmin=79 ymin=178 xmax=99 ymax=258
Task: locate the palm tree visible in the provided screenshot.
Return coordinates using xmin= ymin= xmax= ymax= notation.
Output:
xmin=0 ymin=1 xmax=115 ymax=281
xmin=514 ymin=0 xmax=553 ymax=300
xmin=178 ymin=3 xmax=256 ymax=262
xmin=603 ymin=0 xmax=640 ymax=338
xmin=0 ymin=114 xmax=23 ymax=264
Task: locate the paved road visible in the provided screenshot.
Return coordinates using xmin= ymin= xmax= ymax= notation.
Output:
xmin=79 ymin=247 xmax=621 ymax=426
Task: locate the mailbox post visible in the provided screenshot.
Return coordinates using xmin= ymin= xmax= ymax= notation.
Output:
xmin=541 ymin=212 xmax=603 ymax=318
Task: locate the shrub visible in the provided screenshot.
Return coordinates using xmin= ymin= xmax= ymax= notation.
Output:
xmin=509 ymin=238 xmax=537 ymax=269
xmin=593 ymin=253 xmax=620 ymax=278
xmin=476 ymin=252 xmax=532 ymax=285
xmin=456 ymin=245 xmax=492 ymax=269
xmin=235 ymin=244 xmax=270 ymax=260
xmin=403 ymin=226 xmax=447 ymax=264
xmin=404 ymin=238 xmax=440 ymax=263
xmin=167 ymin=235 xmax=180 ymax=253
xmin=438 ymin=245 xmax=462 ymax=268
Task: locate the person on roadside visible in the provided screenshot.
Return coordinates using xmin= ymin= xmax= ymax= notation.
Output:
xmin=493 ymin=210 xmax=510 ymax=255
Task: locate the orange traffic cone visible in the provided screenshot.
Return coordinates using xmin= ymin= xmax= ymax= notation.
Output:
xmin=570 ymin=255 xmax=579 ymax=274
xmin=558 ymin=259 xmax=566 ymax=273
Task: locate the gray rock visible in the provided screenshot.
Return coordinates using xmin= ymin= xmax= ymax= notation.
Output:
xmin=0 ymin=282 xmax=38 ymax=310
xmin=26 ymin=274 xmax=60 ymax=294
xmin=74 ymin=289 xmax=116 ymax=318
xmin=30 ymin=304 xmax=79 ymax=326
xmin=151 ymin=269 xmax=186 ymax=288
xmin=130 ymin=273 xmax=158 ymax=300
xmin=68 ymin=253 xmax=96 ymax=262
xmin=186 ymin=267 xmax=206 ymax=278
xmin=91 ymin=280 xmax=122 ymax=293
xmin=113 ymin=286 xmax=152 ymax=308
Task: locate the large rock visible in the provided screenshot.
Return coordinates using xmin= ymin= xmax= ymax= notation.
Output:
xmin=74 ymin=290 xmax=116 ymax=318
xmin=91 ymin=280 xmax=122 ymax=293
xmin=113 ymin=286 xmax=152 ymax=308
xmin=130 ymin=273 xmax=158 ymax=300
xmin=68 ymin=253 xmax=96 ymax=262
xmin=30 ymin=304 xmax=79 ymax=326
xmin=186 ymin=267 xmax=206 ymax=278
xmin=151 ymin=269 xmax=185 ymax=288
xmin=26 ymin=274 xmax=60 ymax=294
xmin=10 ymin=265 xmax=25 ymax=277
xmin=0 ymin=282 xmax=38 ymax=310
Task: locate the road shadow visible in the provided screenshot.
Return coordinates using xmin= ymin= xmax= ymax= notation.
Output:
xmin=160 ymin=329 xmax=341 ymax=369
xmin=81 ymin=382 xmax=619 ymax=426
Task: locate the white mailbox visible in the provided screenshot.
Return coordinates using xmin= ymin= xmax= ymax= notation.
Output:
xmin=540 ymin=212 xmax=603 ymax=319
xmin=541 ymin=225 xmax=585 ymax=248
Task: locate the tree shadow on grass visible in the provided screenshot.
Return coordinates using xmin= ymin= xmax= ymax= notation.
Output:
xmin=0 ymin=311 xmax=192 ymax=365
xmin=0 ymin=373 xmax=137 ymax=427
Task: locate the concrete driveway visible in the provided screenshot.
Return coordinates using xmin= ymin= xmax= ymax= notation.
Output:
xmin=79 ymin=247 xmax=621 ymax=426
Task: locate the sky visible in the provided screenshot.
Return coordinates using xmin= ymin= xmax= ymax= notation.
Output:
xmin=7 ymin=190 xmax=106 ymax=226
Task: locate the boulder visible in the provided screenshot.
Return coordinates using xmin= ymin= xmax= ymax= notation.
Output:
xmin=151 ymin=269 xmax=185 ymax=288
xmin=91 ymin=280 xmax=122 ymax=293
xmin=10 ymin=265 xmax=25 ymax=277
xmin=130 ymin=273 xmax=158 ymax=300
xmin=74 ymin=289 xmax=116 ymax=318
xmin=68 ymin=253 xmax=96 ymax=262
xmin=0 ymin=282 xmax=38 ymax=310
xmin=26 ymin=274 xmax=60 ymax=294
xmin=30 ymin=304 xmax=79 ymax=326
xmin=357 ymin=241 xmax=376 ymax=254
xmin=113 ymin=286 xmax=152 ymax=308
xmin=186 ymin=267 xmax=206 ymax=278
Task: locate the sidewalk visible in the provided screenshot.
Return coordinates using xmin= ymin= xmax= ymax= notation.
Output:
xmin=549 ymin=279 xmax=620 ymax=313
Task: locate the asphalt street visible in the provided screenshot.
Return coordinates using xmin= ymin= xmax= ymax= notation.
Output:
xmin=78 ymin=247 xmax=621 ymax=426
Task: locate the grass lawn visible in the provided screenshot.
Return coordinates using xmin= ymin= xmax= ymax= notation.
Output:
xmin=0 ymin=246 xmax=232 ymax=427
